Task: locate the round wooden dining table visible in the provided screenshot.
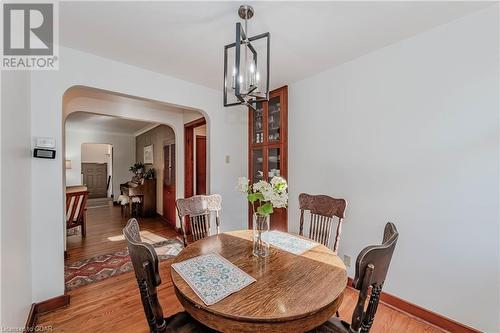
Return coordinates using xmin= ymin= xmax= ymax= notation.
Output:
xmin=170 ymin=230 xmax=347 ymax=333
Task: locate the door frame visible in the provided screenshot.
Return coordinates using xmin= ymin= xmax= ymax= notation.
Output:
xmin=184 ymin=117 xmax=206 ymax=198
xmin=195 ymin=135 xmax=207 ymax=195
xmin=162 ymin=142 xmax=177 ymax=228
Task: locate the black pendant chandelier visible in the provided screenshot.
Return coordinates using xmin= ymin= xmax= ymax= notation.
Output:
xmin=223 ymin=5 xmax=270 ymax=110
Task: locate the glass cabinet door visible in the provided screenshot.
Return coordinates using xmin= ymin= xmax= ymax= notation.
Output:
xmin=267 ymin=96 xmax=281 ymax=142
xmin=251 ymin=148 xmax=264 ymax=183
xmin=252 ymin=102 xmax=264 ymax=144
xmin=267 ymin=147 xmax=281 ymax=180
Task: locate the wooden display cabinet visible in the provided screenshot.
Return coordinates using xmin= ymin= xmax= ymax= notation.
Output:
xmin=248 ymin=86 xmax=288 ymax=231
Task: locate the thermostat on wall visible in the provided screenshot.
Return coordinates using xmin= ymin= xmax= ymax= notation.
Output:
xmin=34 ymin=148 xmax=56 ymax=159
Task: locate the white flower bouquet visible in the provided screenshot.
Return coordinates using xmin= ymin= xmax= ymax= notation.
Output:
xmin=237 ymin=176 xmax=288 ymax=257
xmin=237 ymin=176 xmax=288 ymax=216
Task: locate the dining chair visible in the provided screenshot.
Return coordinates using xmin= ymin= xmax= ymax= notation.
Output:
xmin=123 ymin=219 xmax=217 ymax=333
xmin=299 ymin=193 xmax=347 ymax=253
xmin=175 ymin=194 xmax=222 ymax=247
xmin=309 ymin=222 xmax=399 ymax=333
xmin=66 ymin=187 xmax=89 ymax=237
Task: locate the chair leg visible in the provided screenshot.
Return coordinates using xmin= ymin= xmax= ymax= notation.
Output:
xmin=360 ymin=284 xmax=383 ymax=333
xmin=81 ymin=210 xmax=87 ymax=237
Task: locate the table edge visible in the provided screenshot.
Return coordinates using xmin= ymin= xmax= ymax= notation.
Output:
xmin=173 ymin=283 xmax=347 ymax=323
xmin=170 ymin=231 xmax=348 ymax=322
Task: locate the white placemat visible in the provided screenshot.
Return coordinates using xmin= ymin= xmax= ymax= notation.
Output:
xmin=262 ymin=230 xmax=319 ymax=255
xmin=172 ymin=253 xmax=256 ymax=306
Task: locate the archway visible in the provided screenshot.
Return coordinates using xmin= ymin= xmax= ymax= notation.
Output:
xmin=61 ymin=85 xmax=208 ymax=291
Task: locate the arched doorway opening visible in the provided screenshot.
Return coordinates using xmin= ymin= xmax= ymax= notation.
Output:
xmin=61 ymin=86 xmax=208 ymax=291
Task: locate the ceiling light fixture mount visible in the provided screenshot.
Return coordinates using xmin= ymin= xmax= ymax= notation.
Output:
xmin=238 ymin=5 xmax=254 ymax=20
xmin=224 ymin=4 xmax=270 ymax=111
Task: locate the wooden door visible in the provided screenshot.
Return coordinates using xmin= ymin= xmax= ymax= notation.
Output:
xmin=184 ymin=117 xmax=206 ymax=198
xmin=82 ymin=163 xmax=107 ymax=199
xmin=163 ymin=144 xmax=176 ymax=228
xmin=195 ymin=136 xmax=207 ymax=195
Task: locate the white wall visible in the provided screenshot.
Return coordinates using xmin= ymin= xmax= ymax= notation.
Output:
xmin=135 ymin=124 xmax=176 ymax=215
xmin=66 ymin=129 xmax=135 ymax=200
xmin=289 ymin=7 xmax=499 ymax=332
xmin=81 ymin=143 xmax=111 ymax=163
xmin=183 ymin=110 xmax=206 ymax=124
xmin=1 ymin=72 xmax=33 ymax=328
xmin=30 ymin=46 xmax=247 ymax=302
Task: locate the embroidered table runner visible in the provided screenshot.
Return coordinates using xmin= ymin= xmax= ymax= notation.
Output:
xmin=172 ymin=253 xmax=256 ymax=306
xmin=262 ymin=230 xmax=319 ymax=255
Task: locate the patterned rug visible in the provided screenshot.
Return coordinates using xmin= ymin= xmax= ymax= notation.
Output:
xmin=65 ymin=239 xmax=183 ymax=291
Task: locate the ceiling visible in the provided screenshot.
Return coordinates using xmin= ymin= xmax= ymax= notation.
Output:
xmin=65 ymin=112 xmax=156 ymax=135
xmin=60 ymin=2 xmax=491 ymax=91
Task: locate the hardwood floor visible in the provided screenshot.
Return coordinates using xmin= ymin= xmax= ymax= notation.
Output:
xmin=38 ymin=205 xmax=446 ymax=333
xmin=65 ymin=202 xmax=179 ymax=263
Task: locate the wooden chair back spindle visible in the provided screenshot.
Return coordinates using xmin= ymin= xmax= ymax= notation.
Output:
xmin=350 ymin=222 xmax=399 ymax=333
xmin=299 ymin=193 xmax=346 ymax=253
xmin=123 ymin=219 xmax=166 ymax=333
xmin=176 ymin=194 xmax=222 ymax=247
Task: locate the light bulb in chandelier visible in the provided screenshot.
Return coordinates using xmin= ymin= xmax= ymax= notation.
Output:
xmin=231 ymin=67 xmax=237 ymax=89
xmin=249 ymin=62 xmax=257 ymax=88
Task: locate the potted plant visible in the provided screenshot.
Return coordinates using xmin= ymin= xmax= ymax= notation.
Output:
xmin=129 ymin=162 xmax=145 ymax=178
xmin=237 ymin=176 xmax=288 ymax=257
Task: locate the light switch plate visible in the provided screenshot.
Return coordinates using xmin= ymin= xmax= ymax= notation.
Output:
xmin=343 ymin=255 xmax=351 ymax=267
xmin=225 ymin=155 xmax=230 ymax=164
xmin=35 ymin=137 xmax=55 ymax=149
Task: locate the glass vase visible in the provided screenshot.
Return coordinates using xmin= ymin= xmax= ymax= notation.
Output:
xmin=252 ymin=213 xmax=270 ymax=258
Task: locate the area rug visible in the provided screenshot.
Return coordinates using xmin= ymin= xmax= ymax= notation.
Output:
xmin=65 ymin=239 xmax=183 ymax=291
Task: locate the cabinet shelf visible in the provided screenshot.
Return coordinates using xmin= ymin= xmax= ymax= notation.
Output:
xmin=248 ymin=86 xmax=288 ymax=231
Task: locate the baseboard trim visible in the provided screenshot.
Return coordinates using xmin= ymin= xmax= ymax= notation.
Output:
xmin=155 ymin=213 xmax=183 ymax=235
xmin=155 ymin=213 xmax=178 ymax=230
xmin=25 ymin=295 xmax=70 ymax=332
xmin=347 ymin=277 xmax=481 ymax=333
xmin=155 ymin=213 xmax=170 ymax=224
xmin=25 ymin=303 xmax=37 ymax=331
